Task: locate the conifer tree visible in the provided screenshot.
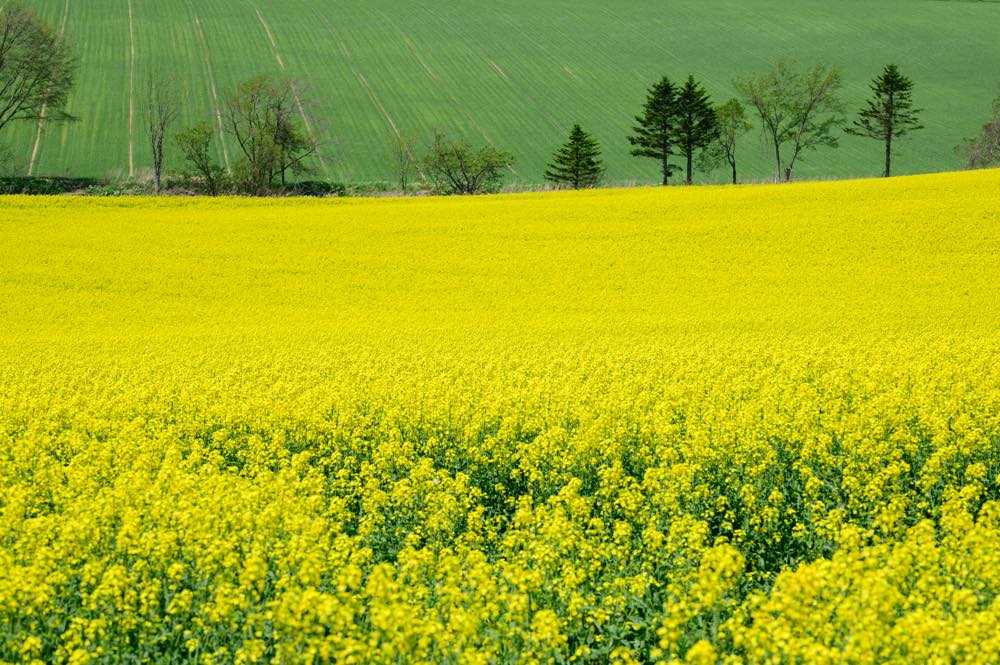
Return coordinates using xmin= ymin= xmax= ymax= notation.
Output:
xmin=545 ymin=124 xmax=604 ymax=189
xmin=628 ymin=77 xmax=678 ymax=185
xmin=847 ymin=64 xmax=922 ymax=177
xmin=673 ymin=75 xmax=719 ymax=185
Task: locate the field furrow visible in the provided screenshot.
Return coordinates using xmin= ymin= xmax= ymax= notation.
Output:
xmin=252 ymin=5 xmax=329 ymax=176
xmin=9 ymin=0 xmax=1000 ymax=183
xmin=127 ymin=0 xmax=135 ymax=177
xmin=187 ymin=6 xmax=232 ymax=173
xmin=26 ymin=0 xmax=70 ymax=176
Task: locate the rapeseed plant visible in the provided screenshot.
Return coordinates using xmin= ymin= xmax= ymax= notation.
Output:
xmin=1 ymin=171 xmax=999 ymax=662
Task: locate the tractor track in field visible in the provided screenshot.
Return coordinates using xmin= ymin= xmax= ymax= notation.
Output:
xmin=374 ymin=11 xmax=516 ymax=176
xmin=395 ymin=32 xmax=518 ymax=176
xmin=375 ymin=3 xmax=538 ymax=176
xmin=27 ymin=0 xmax=70 ymax=176
xmin=303 ymin=3 xmax=411 ymax=165
xmin=563 ymin=65 xmax=584 ymax=84
xmin=489 ymin=60 xmax=510 ymax=83
xmin=188 ymin=5 xmax=231 ymax=172
xmin=253 ymin=6 xmax=329 ymax=176
xmin=323 ymin=13 xmax=404 ymax=145
xmin=334 ymin=36 xmax=424 ymax=179
xmin=127 ymin=0 xmax=136 ymax=178
xmin=397 ymin=32 xmax=496 ymax=144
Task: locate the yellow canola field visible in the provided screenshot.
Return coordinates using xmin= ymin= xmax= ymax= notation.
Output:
xmin=1 ymin=171 xmax=1000 ymax=664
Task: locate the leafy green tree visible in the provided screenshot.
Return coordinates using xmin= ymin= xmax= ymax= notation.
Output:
xmin=422 ymin=131 xmax=514 ymax=195
xmin=847 ymin=65 xmax=922 ymax=177
xmin=629 ymin=77 xmax=678 ymax=185
xmin=544 ymin=124 xmax=604 ymax=189
xmin=735 ymin=60 xmax=844 ymax=182
xmin=0 ymin=3 xmax=76 ymax=162
xmin=176 ymin=122 xmax=223 ymax=195
xmin=673 ymin=75 xmax=718 ymax=185
xmin=700 ymin=99 xmax=752 ymax=184
xmin=225 ymin=75 xmax=317 ymax=195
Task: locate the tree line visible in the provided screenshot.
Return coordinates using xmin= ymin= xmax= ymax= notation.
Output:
xmin=562 ymin=62 xmax=923 ymax=190
xmin=1 ymin=3 xmax=999 ymax=196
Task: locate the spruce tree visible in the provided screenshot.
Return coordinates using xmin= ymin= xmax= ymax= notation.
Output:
xmin=545 ymin=124 xmax=604 ymax=189
xmin=847 ymin=64 xmax=922 ymax=177
xmin=673 ymin=75 xmax=718 ymax=185
xmin=628 ymin=77 xmax=678 ymax=185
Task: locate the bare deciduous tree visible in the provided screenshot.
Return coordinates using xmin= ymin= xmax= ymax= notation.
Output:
xmin=735 ymin=60 xmax=844 ymax=182
xmin=144 ymin=74 xmax=179 ymax=193
xmin=960 ymin=88 xmax=1000 ymax=169
xmin=390 ymin=132 xmax=418 ymax=192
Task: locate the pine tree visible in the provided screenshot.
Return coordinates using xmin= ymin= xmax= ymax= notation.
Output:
xmin=628 ymin=77 xmax=678 ymax=185
xmin=544 ymin=124 xmax=604 ymax=189
xmin=673 ymin=75 xmax=719 ymax=185
xmin=847 ymin=64 xmax=922 ymax=177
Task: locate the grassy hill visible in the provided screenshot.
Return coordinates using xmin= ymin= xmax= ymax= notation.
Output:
xmin=9 ymin=0 xmax=1000 ymax=184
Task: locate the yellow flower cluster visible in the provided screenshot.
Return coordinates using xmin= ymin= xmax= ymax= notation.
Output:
xmin=1 ymin=171 xmax=999 ymax=663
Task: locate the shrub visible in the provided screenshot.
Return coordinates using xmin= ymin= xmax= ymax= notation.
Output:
xmin=286 ymin=180 xmax=346 ymax=197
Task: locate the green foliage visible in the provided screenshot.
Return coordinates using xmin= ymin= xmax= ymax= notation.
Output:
xmin=83 ymin=181 xmax=150 ymax=196
xmin=735 ymin=60 xmax=845 ymax=182
xmin=286 ymin=180 xmax=346 ymax=197
xmin=673 ymin=75 xmax=719 ymax=185
xmin=0 ymin=177 xmax=64 ymax=195
xmin=545 ymin=124 xmax=604 ymax=189
xmin=422 ymin=131 xmax=514 ymax=194
xmin=343 ymin=181 xmax=396 ymax=196
xmin=847 ymin=65 xmax=922 ymax=177
xmin=700 ymin=99 xmax=753 ymax=184
xmin=0 ymin=176 xmax=97 ymax=194
xmin=6 ymin=1 xmax=1000 ymax=182
xmin=225 ymin=75 xmax=318 ymax=196
xmin=176 ymin=122 xmax=224 ymax=195
xmin=0 ymin=3 xmax=76 ymax=137
xmin=629 ymin=77 xmax=678 ymax=185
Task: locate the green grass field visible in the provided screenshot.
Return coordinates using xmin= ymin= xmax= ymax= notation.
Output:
xmin=9 ymin=0 xmax=1000 ymax=184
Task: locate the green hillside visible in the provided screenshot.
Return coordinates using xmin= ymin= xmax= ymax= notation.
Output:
xmin=9 ymin=0 xmax=1000 ymax=184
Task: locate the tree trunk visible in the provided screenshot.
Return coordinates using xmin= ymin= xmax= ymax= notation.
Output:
xmin=686 ymin=148 xmax=693 ymax=185
xmin=731 ymin=160 xmax=737 ymax=185
xmin=661 ymin=154 xmax=669 ymax=186
xmin=773 ymin=140 xmax=783 ymax=183
xmin=783 ymin=165 xmax=793 ymax=182
xmin=884 ymin=134 xmax=892 ymax=178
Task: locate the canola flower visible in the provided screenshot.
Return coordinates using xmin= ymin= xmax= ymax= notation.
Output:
xmin=1 ymin=171 xmax=999 ymax=663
